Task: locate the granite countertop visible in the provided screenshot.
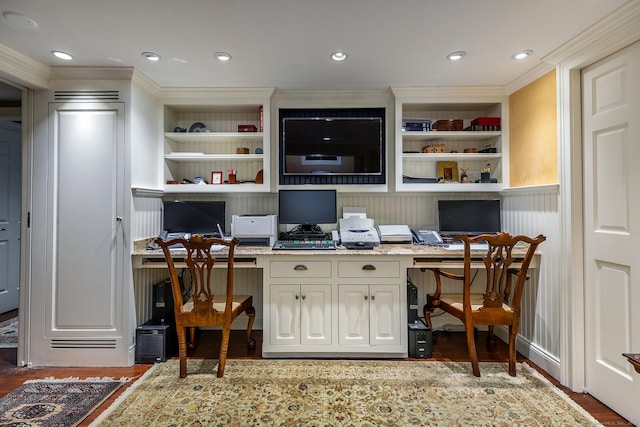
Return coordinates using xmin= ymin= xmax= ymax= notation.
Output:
xmin=132 ymin=238 xmax=484 ymax=258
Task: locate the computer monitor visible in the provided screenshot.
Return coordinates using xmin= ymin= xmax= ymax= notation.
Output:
xmin=278 ymin=189 xmax=337 ymax=237
xmin=437 ymin=199 xmax=501 ymax=236
xmin=162 ymin=201 xmax=226 ymax=236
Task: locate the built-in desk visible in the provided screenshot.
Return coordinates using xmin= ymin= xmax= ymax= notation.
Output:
xmin=132 ymin=240 xmax=538 ymax=358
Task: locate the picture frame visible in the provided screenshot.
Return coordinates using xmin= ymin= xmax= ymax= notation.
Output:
xmin=437 ymin=161 xmax=459 ymax=182
xmin=210 ymin=171 xmax=223 ymax=184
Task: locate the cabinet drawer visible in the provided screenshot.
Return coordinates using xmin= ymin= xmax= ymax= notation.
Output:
xmin=270 ymin=261 xmax=332 ymax=278
xmin=338 ymin=261 xmax=400 ymax=278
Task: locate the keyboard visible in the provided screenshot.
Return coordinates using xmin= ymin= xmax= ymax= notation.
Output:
xmin=273 ymin=239 xmax=336 ymax=250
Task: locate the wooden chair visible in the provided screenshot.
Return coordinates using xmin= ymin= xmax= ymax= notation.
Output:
xmin=156 ymin=235 xmax=256 ymax=378
xmin=423 ymin=232 xmax=545 ymax=376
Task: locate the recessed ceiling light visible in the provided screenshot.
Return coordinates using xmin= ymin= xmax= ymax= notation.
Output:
xmin=447 ymin=51 xmax=467 ymax=61
xmin=51 ymin=51 xmax=73 ymax=61
xmin=331 ymin=51 xmax=347 ymax=62
xmin=214 ymin=52 xmax=232 ymax=62
xmin=141 ymin=52 xmax=161 ymax=61
xmin=512 ymin=50 xmax=533 ymax=60
xmin=2 ymin=11 xmax=38 ymax=28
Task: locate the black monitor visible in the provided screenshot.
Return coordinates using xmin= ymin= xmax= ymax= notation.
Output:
xmin=437 ymin=199 xmax=501 ymax=236
xmin=278 ymin=189 xmax=337 ymax=238
xmin=162 ymin=201 xmax=225 ymax=236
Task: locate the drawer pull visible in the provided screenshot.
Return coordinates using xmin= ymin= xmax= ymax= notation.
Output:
xmin=294 ymin=265 xmax=308 ymax=271
xmin=362 ymin=264 xmax=376 ymax=271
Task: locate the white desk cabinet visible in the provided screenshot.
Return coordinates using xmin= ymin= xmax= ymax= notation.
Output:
xmin=269 ymin=284 xmax=332 ymax=346
xmin=261 ymin=255 xmax=409 ymax=358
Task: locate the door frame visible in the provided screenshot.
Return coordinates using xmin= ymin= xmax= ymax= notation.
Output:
xmin=556 ymin=3 xmax=640 ymax=391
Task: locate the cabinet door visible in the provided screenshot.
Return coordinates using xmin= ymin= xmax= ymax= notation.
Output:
xmin=30 ymin=102 xmax=127 ymax=366
xmin=370 ymin=284 xmax=401 ymax=346
xmin=269 ymin=284 xmax=300 ymax=345
xmin=300 ymin=284 xmax=332 ymax=345
xmin=338 ymin=284 xmax=369 ymax=345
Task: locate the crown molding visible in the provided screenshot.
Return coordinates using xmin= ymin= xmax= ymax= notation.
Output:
xmin=506 ymin=62 xmax=556 ymax=95
xmin=0 ymin=42 xmax=50 ymax=89
xmin=49 ymin=66 xmax=134 ymax=81
xmin=390 ymin=86 xmax=508 ymax=101
xmin=541 ymin=1 xmax=640 ymax=68
xmin=132 ymin=69 xmax=161 ymax=97
xmin=160 ymin=86 xmax=275 ymax=103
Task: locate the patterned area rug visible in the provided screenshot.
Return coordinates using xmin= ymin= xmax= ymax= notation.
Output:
xmin=91 ymin=359 xmax=602 ymax=426
xmin=0 ymin=316 xmax=18 ymax=348
xmin=0 ymin=379 xmax=121 ymax=427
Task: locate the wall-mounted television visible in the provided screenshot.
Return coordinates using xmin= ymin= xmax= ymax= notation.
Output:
xmin=279 ymin=108 xmax=385 ymax=185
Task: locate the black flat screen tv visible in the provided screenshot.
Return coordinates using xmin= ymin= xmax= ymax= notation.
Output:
xmin=437 ymin=199 xmax=502 ymax=236
xmin=162 ymin=201 xmax=225 ymax=236
xmin=279 ymin=108 xmax=385 ymax=185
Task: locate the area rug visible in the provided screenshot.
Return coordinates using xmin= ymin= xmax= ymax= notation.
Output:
xmin=90 ymin=359 xmax=602 ymax=426
xmin=0 ymin=378 xmax=122 ymax=427
xmin=0 ymin=316 xmax=18 ymax=348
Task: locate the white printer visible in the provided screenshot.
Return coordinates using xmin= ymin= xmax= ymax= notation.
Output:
xmin=231 ymin=214 xmax=277 ymax=246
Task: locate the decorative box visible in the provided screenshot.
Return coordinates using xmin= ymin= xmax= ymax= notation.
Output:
xmin=402 ymin=118 xmax=432 ymax=132
xmin=468 ymin=117 xmax=501 ymax=131
xmin=432 ymin=119 xmax=463 ymax=131
xmin=238 ymin=124 xmax=258 ymax=132
xmin=236 ymin=147 xmax=250 ymax=154
xmin=422 ymin=144 xmax=446 ymax=153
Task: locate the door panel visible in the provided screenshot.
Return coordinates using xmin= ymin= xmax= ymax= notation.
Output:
xmin=300 ymin=284 xmax=331 ymax=345
xmin=583 ymin=40 xmax=640 ymax=425
xmin=338 ymin=284 xmax=369 ymax=345
xmin=0 ymin=122 xmax=21 ymax=314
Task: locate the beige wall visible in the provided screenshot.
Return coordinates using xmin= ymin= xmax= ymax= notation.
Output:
xmin=509 ymin=70 xmax=558 ymax=186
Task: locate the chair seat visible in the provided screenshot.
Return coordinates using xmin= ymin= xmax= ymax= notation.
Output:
xmin=182 ymin=294 xmax=253 ymax=313
xmin=439 ymin=293 xmax=513 ymax=312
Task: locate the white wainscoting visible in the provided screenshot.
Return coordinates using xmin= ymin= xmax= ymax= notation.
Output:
xmin=501 ymin=184 xmax=561 ymax=378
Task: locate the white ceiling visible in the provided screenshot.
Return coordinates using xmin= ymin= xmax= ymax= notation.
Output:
xmin=0 ymin=0 xmax=630 ymax=91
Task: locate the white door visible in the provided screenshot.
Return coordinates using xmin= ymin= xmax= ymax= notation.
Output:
xmin=300 ymin=284 xmax=332 ymax=345
xmin=0 ymin=121 xmax=21 ymax=314
xmin=29 ymin=102 xmax=127 ymax=366
xmin=370 ymin=284 xmax=401 ymax=346
xmin=583 ymin=40 xmax=640 ymax=425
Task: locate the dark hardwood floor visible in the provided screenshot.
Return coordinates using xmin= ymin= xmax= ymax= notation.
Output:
xmin=0 ymin=310 xmax=633 ymax=426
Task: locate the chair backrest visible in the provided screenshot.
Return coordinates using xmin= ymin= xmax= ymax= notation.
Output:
xmin=155 ymin=235 xmax=240 ymax=319
xmin=462 ymin=232 xmax=546 ymax=316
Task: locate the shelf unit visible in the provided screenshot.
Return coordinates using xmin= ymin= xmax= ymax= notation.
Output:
xmin=161 ymin=88 xmax=274 ymax=193
xmin=392 ymin=87 xmax=508 ymax=192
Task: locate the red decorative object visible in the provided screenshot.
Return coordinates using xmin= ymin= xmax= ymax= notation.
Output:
xmin=238 ymin=124 xmax=257 ymax=132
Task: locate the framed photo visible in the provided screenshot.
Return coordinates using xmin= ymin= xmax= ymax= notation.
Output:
xmin=437 ymin=161 xmax=459 ymax=182
xmin=210 ymin=171 xmax=223 ymax=184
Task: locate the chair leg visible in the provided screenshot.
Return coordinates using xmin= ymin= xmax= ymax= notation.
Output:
xmin=487 ymin=325 xmax=497 ymax=346
xmin=465 ymin=325 xmax=481 ymax=377
xmin=508 ymin=326 xmax=517 ymax=376
xmin=176 ymin=326 xmax=188 ymax=378
xmin=422 ymin=304 xmax=434 ymax=331
xmin=246 ymin=306 xmax=256 ymax=350
xmin=188 ymin=327 xmax=196 ymax=349
xmin=217 ymin=325 xmax=231 ymax=378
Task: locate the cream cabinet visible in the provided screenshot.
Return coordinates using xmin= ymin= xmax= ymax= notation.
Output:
xmin=161 ymin=88 xmax=274 ymax=193
xmin=392 ymin=87 xmax=509 ymax=192
xmin=260 ymin=255 xmax=409 ymax=358
xmin=269 ymin=284 xmax=332 ymax=346
xmin=338 ymin=284 xmax=401 ymax=347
